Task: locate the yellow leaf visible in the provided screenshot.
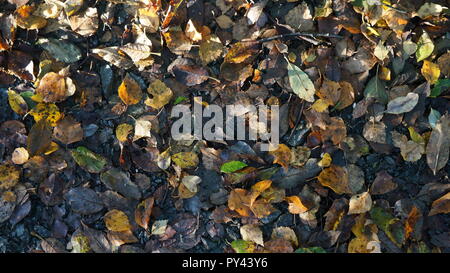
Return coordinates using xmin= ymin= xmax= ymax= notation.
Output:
xmin=104 ymin=209 xmax=132 ymax=232
xmin=249 ymin=180 xmax=272 ymax=206
xmin=379 ymin=66 xmax=391 ymax=81
xmin=118 ymin=73 xmax=143 ymax=105
xmin=29 ymin=102 xmax=62 ymax=127
xmin=228 ymin=188 xmax=252 ymax=217
xmin=311 ymin=99 xmax=330 ymax=112
xmin=171 ymin=152 xmax=199 ymax=169
xmin=318 ymin=153 xmax=332 ymax=167
xmin=317 ymin=165 xmax=352 ymax=194
xmin=0 ymin=164 xmax=20 ymax=191
xmin=145 ymin=80 xmax=173 ymax=109
xmin=15 ymin=5 xmax=47 ymax=30
xmin=224 ymin=41 xmax=259 ymax=64
xmin=421 ymin=60 xmax=440 ymax=84
xmin=269 ymin=144 xmax=291 ymax=171
xmin=8 ymin=89 xmax=28 ymax=115
xmin=285 ymin=196 xmax=309 ymax=214
xmin=116 ymin=123 xmax=133 ymax=142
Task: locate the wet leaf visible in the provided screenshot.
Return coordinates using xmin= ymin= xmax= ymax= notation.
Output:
xmin=53 ymin=116 xmax=83 ymax=145
xmin=231 ymin=240 xmax=256 ymax=253
xmin=37 ymin=38 xmax=82 ymax=63
xmin=135 ymin=196 xmax=154 ymax=230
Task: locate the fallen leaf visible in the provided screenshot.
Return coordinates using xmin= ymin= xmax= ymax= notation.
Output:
xmin=429 ymin=192 xmax=450 ymax=216
xmin=348 ymin=192 xmax=372 ymax=214
xmin=171 ymin=152 xmax=199 ymax=169
xmin=285 ymin=195 xmax=309 ymax=214
xmin=0 ymin=164 xmax=20 ymax=191
xmin=104 ymin=209 xmax=132 ymax=232
xmin=70 ymin=146 xmax=107 ymax=173
xmin=240 ymin=224 xmax=264 ymax=246
xmin=287 ymin=62 xmax=315 ymax=102
xmin=145 ymin=79 xmax=173 ymax=109
xmin=220 ymin=161 xmax=248 ymax=173
xmin=53 ymin=116 xmax=83 ymax=144
xmin=11 ymin=147 xmax=29 ymax=165
xmin=318 ymin=165 xmax=352 ymax=194
xmin=65 ymin=187 xmax=104 ymax=215
xmin=426 ymin=115 xmax=450 ymax=175
xmin=416 ymin=32 xmax=434 ymax=62
xmin=118 ymin=73 xmax=143 ymax=105
xmin=421 ymin=60 xmax=440 ymax=85
xmin=385 ymin=93 xmax=419 ymax=114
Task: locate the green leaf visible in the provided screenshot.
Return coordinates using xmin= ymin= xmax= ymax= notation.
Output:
xmin=430 ymin=79 xmax=450 ymax=97
xmin=416 ymin=32 xmax=435 ymax=62
xmin=428 ymin=108 xmax=441 ymax=129
xmin=173 ymin=96 xmax=188 ymax=105
xmin=220 ymin=161 xmax=248 ymax=173
xmin=364 ymin=76 xmax=388 ymax=104
xmin=370 ymin=207 xmax=405 ymax=247
xmin=287 ymin=62 xmax=315 ymax=102
xmin=71 ymin=146 xmax=107 ymax=173
xmin=230 ymin=240 xmax=255 ymax=253
xmin=408 ymin=127 xmax=424 ymax=144
xmin=295 ymin=247 xmax=327 ymax=253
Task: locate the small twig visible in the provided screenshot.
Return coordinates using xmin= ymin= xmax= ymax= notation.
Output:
xmin=258 ymin=32 xmax=344 ymax=43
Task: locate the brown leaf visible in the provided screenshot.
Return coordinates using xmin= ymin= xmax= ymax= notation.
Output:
xmin=172 ymin=65 xmax=209 ymax=86
xmin=429 ymin=192 xmax=450 ymax=216
xmin=27 ymin=119 xmax=53 ymax=157
xmin=318 ymin=165 xmax=352 ymax=195
xmin=53 ymin=116 xmax=83 ymax=145
xmin=135 ymin=196 xmax=154 ymax=230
